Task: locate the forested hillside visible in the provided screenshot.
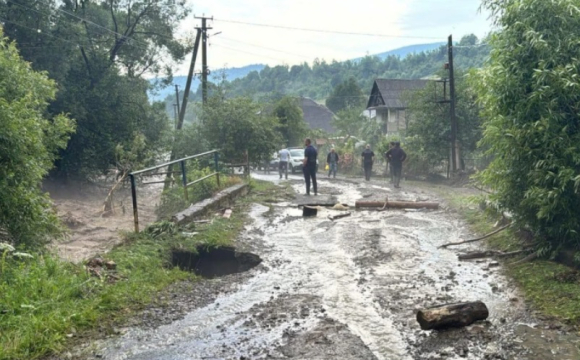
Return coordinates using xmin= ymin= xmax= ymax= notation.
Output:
xmin=163 ymin=34 xmax=488 ymax=113
xmin=225 ymin=34 xmax=488 ymax=101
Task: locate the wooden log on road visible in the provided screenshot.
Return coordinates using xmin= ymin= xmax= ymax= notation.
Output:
xmin=355 ymin=200 xmax=439 ymax=210
xmin=416 ymin=301 xmax=489 ymax=330
xmin=328 ymin=212 xmax=351 ymax=221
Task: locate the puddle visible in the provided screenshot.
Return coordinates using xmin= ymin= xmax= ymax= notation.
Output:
xmin=93 ymin=177 xmax=580 ymax=360
xmin=171 ymin=246 xmax=261 ymax=279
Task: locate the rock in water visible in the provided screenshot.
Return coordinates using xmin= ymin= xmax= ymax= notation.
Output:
xmin=416 ymin=301 xmax=489 ymax=330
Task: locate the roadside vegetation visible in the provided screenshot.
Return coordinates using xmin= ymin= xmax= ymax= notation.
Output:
xmin=0 ymin=180 xmax=284 ymax=360
xmin=429 ymin=186 xmax=580 ymax=325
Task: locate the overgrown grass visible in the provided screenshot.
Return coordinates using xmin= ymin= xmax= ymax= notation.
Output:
xmin=156 ymin=167 xmax=243 ymax=220
xmin=426 ymin=183 xmax=580 ymax=325
xmin=0 ymin=180 xmax=281 ymax=360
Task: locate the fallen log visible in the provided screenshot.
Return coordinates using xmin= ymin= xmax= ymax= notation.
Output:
xmin=439 ymin=223 xmax=512 ymax=249
xmin=416 ymin=301 xmax=489 ymax=330
xmin=458 ymin=249 xmax=531 ymax=261
xmin=328 ymin=212 xmax=351 ymax=221
xmin=458 ymin=251 xmax=499 ymax=260
xmin=355 ymin=200 xmax=439 ymax=210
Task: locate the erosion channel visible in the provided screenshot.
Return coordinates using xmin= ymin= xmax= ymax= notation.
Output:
xmin=91 ymin=175 xmax=580 ymax=360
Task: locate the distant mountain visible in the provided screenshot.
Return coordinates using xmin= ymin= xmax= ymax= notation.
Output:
xmin=150 ymin=40 xmax=481 ymax=103
xmin=148 ymin=64 xmax=265 ymax=102
xmin=373 ymin=42 xmax=447 ymax=60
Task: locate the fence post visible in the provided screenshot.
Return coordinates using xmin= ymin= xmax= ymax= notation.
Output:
xmin=214 ymin=151 xmax=220 ymax=186
xmin=245 ymin=150 xmax=250 ymax=177
xmin=129 ymin=174 xmax=139 ymax=233
xmin=180 ymin=160 xmax=189 ymax=201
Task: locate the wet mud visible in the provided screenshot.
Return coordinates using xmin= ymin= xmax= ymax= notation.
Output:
xmin=81 ymin=174 xmax=580 ymax=360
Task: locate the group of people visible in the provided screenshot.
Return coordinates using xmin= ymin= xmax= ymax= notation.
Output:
xmin=362 ymin=141 xmax=407 ymax=188
xmin=275 ymin=138 xmax=407 ymax=195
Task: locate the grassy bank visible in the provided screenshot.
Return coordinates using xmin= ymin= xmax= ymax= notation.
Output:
xmin=0 ymin=180 xmax=284 ymax=360
xmin=423 ymin=182 xmax=580 ymax=325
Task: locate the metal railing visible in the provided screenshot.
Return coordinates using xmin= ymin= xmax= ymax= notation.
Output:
xmin=129 ymin=150 xmax=220 ymax=232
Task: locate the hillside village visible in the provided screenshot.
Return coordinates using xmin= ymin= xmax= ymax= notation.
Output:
xmin=2 ymin=1 xmax=580 ymax=359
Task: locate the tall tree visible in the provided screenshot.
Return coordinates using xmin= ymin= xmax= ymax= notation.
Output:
xmin=1 ymin=0 xmax=190 ymax=177
xmin=333 ymin=107 xmax=366 ymax=138
xmin=475 ymin=0 xmax=580 ymax=256
xmin=404 ymin=70 xmax=481 ymax=168
xmin=272 ymin=96 xmax=307 ymax=147
xmin=325 ymin=77 xmax=365 ymax=113
xmin=201 ymin=90 xmax=281 ymax=166
xmin=0 ymin=30 xmax=75 ymax=247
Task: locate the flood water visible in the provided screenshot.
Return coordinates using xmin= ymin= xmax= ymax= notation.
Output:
xmin=94 ymin=175 xmax=580 ymax=360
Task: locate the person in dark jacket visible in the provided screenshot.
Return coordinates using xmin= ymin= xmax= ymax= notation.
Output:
xmin=327 ymin=148 xmax=339 ymax=178
xmin=386 ymin=142 xmax=407 ymax=188
xmin=361 ymin=145 xmax=375 ymax=181
xmin=303 ymin=138 xmax=318 ymax=195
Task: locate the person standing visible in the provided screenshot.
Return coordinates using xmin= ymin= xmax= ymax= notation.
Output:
xmin=387 ymin=141 xmax=407 ymax=188
xmin=326 ymin=148 xmax=339 ymax=178
xmin=263 ymin=155 xmax=270 ymax=174
xmin=279 ymin=147 xmax=290 ymax=179
xmin=361 ymin=144 xmax=375 ymax=181
xmin=384 ymin=142 xmax=395 ymax=183
xmin=303 ymin=138 xmax=318 ymax=195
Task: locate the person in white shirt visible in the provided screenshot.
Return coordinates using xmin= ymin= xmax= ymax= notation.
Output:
xmin=278 ymin=148 xmax=290 ymax=179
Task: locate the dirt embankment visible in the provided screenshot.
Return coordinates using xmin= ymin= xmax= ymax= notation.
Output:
xmin=44 ymin=179 xmax=162 ymax=262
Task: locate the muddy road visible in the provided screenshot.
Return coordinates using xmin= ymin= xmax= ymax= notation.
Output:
xmin=89 ymin=175 xmax=580 ymax=360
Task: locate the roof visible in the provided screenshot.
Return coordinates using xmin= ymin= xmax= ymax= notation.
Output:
xmin=299 ymin=97 xmax=336 ymax=134
xmin=366 ymin=79 xmax=430 ymax=109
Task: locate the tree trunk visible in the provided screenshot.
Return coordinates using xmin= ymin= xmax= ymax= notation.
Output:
xmin=416 ymin=301 xmax=489 ymax=330
xmin=355 ymin=200 xmax=439 ymax=209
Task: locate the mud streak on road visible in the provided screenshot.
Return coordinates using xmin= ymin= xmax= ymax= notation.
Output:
xmin=93 ymin=175 xmax=580 ymax=360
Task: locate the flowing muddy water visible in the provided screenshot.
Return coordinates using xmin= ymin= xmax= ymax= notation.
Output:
xmin=93 ymin=175 xmax=580 ymax=360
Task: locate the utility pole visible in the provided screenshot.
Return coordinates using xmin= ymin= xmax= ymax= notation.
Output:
xmin=174 ymin=84 xmax=181 ymax=117
xmin=177 ymin=28 xmax=202 ymax=130
xmin=173 ymin=103 xmax=178 ymax=130
xmin=195 ymin=15 xmax=213 ymax=105
xmin=448 ymin=35 xmax=458 ymax=172
xmin=165 ymin=28 xmax=202 ymax=190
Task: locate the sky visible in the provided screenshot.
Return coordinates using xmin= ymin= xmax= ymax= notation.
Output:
xmin=174 ymin=0 xmax=491 ymax=75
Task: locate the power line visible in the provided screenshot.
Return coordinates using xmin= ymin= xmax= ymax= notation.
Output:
xmin=218 ymin=36 xmax=311 ymax=60
xmin=453 ymin=43 xmax=489 ymax=48
xmin=211 ymin=43 xmax=291 ymax=63
xmin=6 ymin=0 xmax=149 ymax=50
xmin=214 ymin=18 xmax=442 ymax=40
xmin=0 ymin=16 xmax=90 ymax=47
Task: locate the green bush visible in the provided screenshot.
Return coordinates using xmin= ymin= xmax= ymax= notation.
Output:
xmin=156 ymin=166 xmax=242 ymax=220
xmin=0 ymin=30 xmax=75 ymax=248
xmin=475 ymin=0 xmax=580 ymax=257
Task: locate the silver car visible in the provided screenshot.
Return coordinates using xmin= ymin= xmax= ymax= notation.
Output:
xmin=287 ymin=148 xmax=319 ymax=174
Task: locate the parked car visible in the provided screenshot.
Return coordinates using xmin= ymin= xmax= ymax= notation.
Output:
xmin=287 ymin=148 xmax=319 ymax=174
xmin=256 ymin=152 xmax=279 ymax=171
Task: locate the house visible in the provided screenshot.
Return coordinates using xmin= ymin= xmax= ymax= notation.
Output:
xmin=366 ymin=79 xmax=430 ymax=134
xmin=299 ymin=97 xmax=336 ymax=134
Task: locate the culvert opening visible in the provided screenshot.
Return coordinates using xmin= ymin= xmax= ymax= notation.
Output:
xmin=171 ymin=246 xmax=262 ymax=279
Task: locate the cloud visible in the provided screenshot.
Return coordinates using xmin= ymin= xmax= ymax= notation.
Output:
xmin=173 ymin=0 xmax=490 ymax=74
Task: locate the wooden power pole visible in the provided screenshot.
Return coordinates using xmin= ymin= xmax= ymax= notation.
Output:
xmin=195 ymin=15 xmax=213 ymax=105
xmin=164 ymin=29 xmax=202 ymax=189
xmin=448 ymin=35 xmax=459 ymax=172
xmin=177 ymin=28 xmax=202 ymax=130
